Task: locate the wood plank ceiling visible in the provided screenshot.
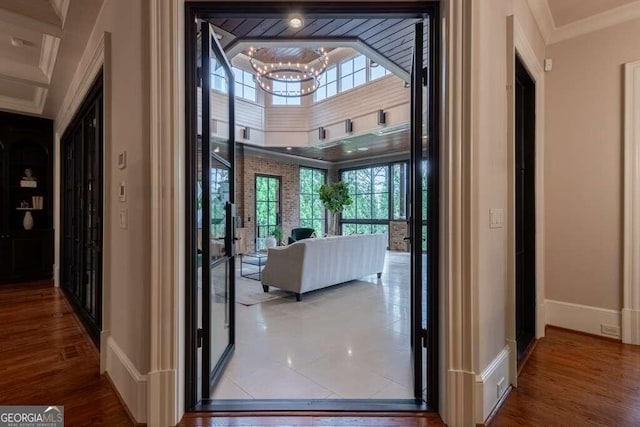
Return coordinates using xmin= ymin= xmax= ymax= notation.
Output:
xmin=210 ymin=18 xmax=428 ymax=73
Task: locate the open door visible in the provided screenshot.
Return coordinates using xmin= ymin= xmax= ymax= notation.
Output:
xmin=188 ymin=20 xmax=237 ymax=405
xmin=410 ymin=18 xmax=438 ymax=409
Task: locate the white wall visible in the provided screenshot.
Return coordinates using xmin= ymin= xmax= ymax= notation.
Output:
xmin=54 ymin=0 xmax=150 ymax=422
xmin=470 ymin=0 xmax=545 ymax=423
xmin=545 ymin=17 xmax=640 ymax=335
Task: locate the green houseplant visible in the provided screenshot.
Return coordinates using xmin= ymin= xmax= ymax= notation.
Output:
xmin=271 ymin=226 xmax=283 ymax=245
xmin=319 ymin=181 xmax=353 ymax=235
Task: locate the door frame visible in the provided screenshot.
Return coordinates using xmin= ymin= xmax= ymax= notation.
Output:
xmin=184 ymin=1 xmax=441 ymax=413
xmin=506 ymin=16 xmax=546 ymax=385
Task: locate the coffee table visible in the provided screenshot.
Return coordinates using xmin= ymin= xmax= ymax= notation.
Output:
xmin=240 ymin=252 xmax=268 ymax=281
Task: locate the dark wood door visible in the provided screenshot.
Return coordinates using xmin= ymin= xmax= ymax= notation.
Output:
xmin=61 ymin=73 xmax=104 ymax=346
xmin=515 ymin=56 xmax=536 ymax=362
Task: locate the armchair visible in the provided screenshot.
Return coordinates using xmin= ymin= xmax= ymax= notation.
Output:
xmin=287 ymin=227 xmax=315 ymax=245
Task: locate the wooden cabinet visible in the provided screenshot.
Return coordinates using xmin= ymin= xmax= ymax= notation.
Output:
xmin=0 ymin=111 xmax=54 ymax=282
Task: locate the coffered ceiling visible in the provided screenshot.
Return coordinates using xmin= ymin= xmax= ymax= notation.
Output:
xmin=0 ymin=0 xmax=103 ymax=117
xmin=546 ymin=0 xmax=638 ymax=26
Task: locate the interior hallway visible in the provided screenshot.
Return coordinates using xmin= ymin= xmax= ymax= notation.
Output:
xmin=0 ymin=281 xmax=132 ymax=426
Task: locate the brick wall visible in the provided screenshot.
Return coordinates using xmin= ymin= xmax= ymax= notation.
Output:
xmin=389 ymin=220 xmax=409 ymax=252
xmin=237 ymin=148 xmax=300 ymax=253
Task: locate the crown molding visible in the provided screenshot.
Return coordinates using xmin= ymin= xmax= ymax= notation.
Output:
xmin=50 ymin=0 xmax=70 ymax=27
xmin=527 ymin=0 xmax=640 ymax=46
xmin=526 ymin=0 xmax=555 ymax=43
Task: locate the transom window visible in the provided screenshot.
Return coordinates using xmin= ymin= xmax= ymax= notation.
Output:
xmin=370 ymin=62 xmax=392 ymax=80
xmin=272 ymin=81 xmax=301 ymax=105
xmin=340 ymin=54 xmax=367 ymax=92
xmin=233 ymin=67 xmax=256 ymax=102
xmin=314 ymin=66 xmax=337 ymax=102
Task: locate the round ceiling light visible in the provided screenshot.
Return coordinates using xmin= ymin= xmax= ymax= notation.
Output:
xmin=289 ymin=15 xmax=304 ymax=29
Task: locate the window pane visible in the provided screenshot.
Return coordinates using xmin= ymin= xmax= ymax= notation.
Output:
xmin=354 ymin=69 xmax=366 ymax=87
xmin=341 ymin=60 xmax=353 ymax=75
xmin=354 ymin=55 xmax=366 ymax=70
xmin=370 ymin=64 xmax=386 ymax=80
xmin=326 ymin=66 xmax=337 ymax=82
xmin=245 ymin=87 xmax=256 ymax=102
xmin=327 ymin=81 xmax=337 ymax=97
xmin=356 ymin=194 xmax=372 ymax=219
xmin=341 ymin=76 xmax=352 ymax=91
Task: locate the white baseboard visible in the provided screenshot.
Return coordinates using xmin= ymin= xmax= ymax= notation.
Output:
xmin=545 ymin=299 xmax=621 ymax=339
xmin=622 ymin=308 xmax=640 ymax=344
xmin=475 ymin=346 xmax=511 ymax=424
xmin=106 ymin=337 xmax=148 ymax=423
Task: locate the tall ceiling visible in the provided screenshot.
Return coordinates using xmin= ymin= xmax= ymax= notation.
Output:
xmin=211 ymin=18 xmax=427 ymax=75
xmin=0 ymin=0 xmax=103 ymax=117
xmin=546 ymin=0 xmax=640 ymax=26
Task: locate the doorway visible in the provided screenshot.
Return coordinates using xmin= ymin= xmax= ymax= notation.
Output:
xmin=61 ymin=72 xmax=104 ymax=346
xmin=185 ymin=2 xmax=440 ymax=411
xmin=514 ymin=55 xmax=536 ymax=363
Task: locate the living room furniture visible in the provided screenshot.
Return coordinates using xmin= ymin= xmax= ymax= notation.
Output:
xmin=261 ymin=234 xmax=386 ymax=301
xmin=241 ymin=252 xmax=268 ymax=281
xmin=0 ymin=111 xmax=54 ymax=282
xmin=287 ymin=227 xmax=315 ymax=245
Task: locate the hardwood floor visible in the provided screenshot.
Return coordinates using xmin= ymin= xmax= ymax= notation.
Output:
xmin=491 ymin=326 xmax=640 ymax=426
xmin=7 ymin=280 xmax=638 ymax=426
xmin=0 ymin=281 xmax=133 ymax=426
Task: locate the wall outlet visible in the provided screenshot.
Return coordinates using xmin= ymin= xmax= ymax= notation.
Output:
xmin=497 ymin=377 xmax=506 ymax=399
xmin=601 ymin=324 xmax=620 ymax=337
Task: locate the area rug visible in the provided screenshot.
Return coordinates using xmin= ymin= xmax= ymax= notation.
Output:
xmin=234 ymin=271 xmax=290 ymax=306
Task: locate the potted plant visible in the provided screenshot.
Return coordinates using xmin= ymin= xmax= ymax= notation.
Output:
xmin=319 ymin=181 xmax=353 ymax=235
xmin=271 ymin=226 xmax=283 ymax=246
xmin=265 ymin=226 xmax=282 ymax=248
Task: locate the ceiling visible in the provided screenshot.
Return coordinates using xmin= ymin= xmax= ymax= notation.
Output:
xmin=546 ymin=0 xmax=640 ymax=26
xmin=251 ymin=47 xmax=331 ymax=64
xmin=0 ymin=0 xmax=103 ymax=117
xmin=264 ymin=129 xmax=410 ymax=163
xmin=211 ymin=18 xmax=428 ymax=75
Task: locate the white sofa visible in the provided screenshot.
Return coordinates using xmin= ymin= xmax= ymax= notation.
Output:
xmin=261 ymin=233 xmax=387 ymax=301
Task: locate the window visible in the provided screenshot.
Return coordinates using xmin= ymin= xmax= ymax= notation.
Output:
xmin=392 ymin=163 xmax=408 ymax=220
xmin=370 ymin=62 xmax=391 ymax=80
xmin=340 ymin=54 xmax=367 ymax=92
xmin=272 ymin=81 xmax=301 ymax=105
xmin=211 ymin=59 xmax=227 ymax=93
xmin=255 ymin=175 xmax=281 ymax=250
xmin=314 ymin=66 xmax=337 ymax=102
xmin=233 ymin=67 xmax=256 ymax=102
xmin=339 ymin=162 xmax=412 ymax=238
xmin=299 ymin=168 xmax=326 ymax=235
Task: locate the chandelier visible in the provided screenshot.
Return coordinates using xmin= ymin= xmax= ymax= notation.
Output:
xmin=247 ymin=47 xmax=330 ymax=97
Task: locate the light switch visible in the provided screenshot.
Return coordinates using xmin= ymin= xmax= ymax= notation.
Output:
xmin=119 ymin=208 xmax=128 ymax=229
xmin=490 ymin=208 xmax=504 ymax=229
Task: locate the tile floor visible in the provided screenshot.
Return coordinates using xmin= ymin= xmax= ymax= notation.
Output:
xmin=211 ymin=251 xmax=417 ymax=400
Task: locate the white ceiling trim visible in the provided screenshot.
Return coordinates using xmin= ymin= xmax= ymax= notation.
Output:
xmin=549 ymin=1 xmax=640 ymax=44
xmin=0 ymin=87 xmax=48 ymax=116
xmin=0 ymin=7 xmax=62 ymax=38
xmin=0 ymin=59 xmax=49 ymax=87
xmin=39 ymin=34 xmax=61 ymax=79
xmin=50 ymin=0 xmax=70 ymax=27
xmin=526 ymin=0 xmax=555 ymax=43
xmin=528 ymin=0 xmax=640 ymax=45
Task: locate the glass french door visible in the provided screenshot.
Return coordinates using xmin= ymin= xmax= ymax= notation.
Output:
xmin=190 ymin=20 xmax=237 ymax=403
xmin=410 ymin=18 xmax=438 ymax=409
xmin=255 ymin=175 xmax=281 ymax=250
